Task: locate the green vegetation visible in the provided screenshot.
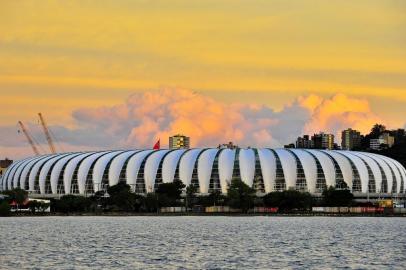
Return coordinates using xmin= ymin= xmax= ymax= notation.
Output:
xmin=1 ymin=188 xmax=28 ymax=208
xmin=0 ymin=201 xmax=11 ymax=216
xmin=155 ymin=179 xmax=185 ymax=207
xmin=0 ymin=182 xmax=362 ymax=215
xmin=359 ymin=124 xmax=406 ymax=168
xmin=322 ymin=187 xmax=354 ymax=207
xmin=52 ymin=195 xmax=92 ymax=213
xmin=27 ymin=200 xmax=50 ymax=214
xmin=226 ymin=178 xmax=256 ymax=213
xmin=106 ymin=182 xmax=140 ymax=211
xmin=185 ymin=184 xmax=198 ymax=210
xmin=263 ymin=190 xmax=313 ymax=212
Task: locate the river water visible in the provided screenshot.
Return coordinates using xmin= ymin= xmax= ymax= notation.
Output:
xmin=0 ymin=216 xmax=405 ymax=269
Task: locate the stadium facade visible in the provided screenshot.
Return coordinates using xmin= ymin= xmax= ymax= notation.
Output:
xmin=0 ymin=149 xmax=405 ymax=197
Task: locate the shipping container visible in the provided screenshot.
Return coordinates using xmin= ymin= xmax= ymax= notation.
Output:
xmin=160 ymin=207 xmax=186 ymax=213
xmin=205 ymin=206 xmax=231 ymax=213
xmin=375 ymin=207 xmax=384 ymax=213
xmin=312 ymin=207 xmax=325 ymax=212
xmin=349 ymin=207 xmax=362 ymax=213
xmin=394 ymin=208 xmax=406 ymax=214
xmin=325 ymin=207 xmax=339 ymax=213
xmin=252 ymin=207 xmax=278 ymax=213
xmin=378 ymin=199 xmax=393 ymax=208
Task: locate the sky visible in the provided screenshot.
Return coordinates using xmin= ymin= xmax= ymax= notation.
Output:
xmin=0 ymin=0 xmax=405 ymax=159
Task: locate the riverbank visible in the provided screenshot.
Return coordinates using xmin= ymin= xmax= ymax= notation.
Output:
xmin=5 ymin=211 xmax=406 ymax=217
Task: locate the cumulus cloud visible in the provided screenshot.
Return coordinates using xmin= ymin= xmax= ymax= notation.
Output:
xmin=300 ymin=93 xmax=381 ymax=138
xmin=70 ymin=89 xmax=287 ymax=148
xmin=0 ymin=88 xmax=387 ymax=159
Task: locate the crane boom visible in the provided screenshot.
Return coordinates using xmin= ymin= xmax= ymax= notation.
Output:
xmin=18 ymin=121 xmax=40 ymax=156
xmin=38 ymin=113 xmax=57 ymax=154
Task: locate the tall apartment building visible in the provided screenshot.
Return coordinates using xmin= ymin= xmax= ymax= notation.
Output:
xmin=312 ymin=132 xmax=334 ymax=150
xmin=380 ymin=132 xmax=395 ymax=147
xmin=341 ymin=128 xmax=361 ymax=150
xmin=296 ymin=135 xmax=314 ymax=148
xmin=169 ymin=134 xmax=190 ymax=149
xmin=295 ymin=133 xmax=334 ymax=149
xmin=0 ymin=158 xmax=13 ymax=177
xmin=370 ymin=138 xmax=386 ymax=150
xmin=370 ymin=132 xmax=395 ymax=150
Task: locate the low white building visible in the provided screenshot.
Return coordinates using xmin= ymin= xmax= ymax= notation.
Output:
xmin=1 ymin=149 xmax=405 ymax=196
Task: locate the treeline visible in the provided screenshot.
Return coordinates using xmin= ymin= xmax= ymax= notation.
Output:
xmin=1 ymin=179 xmax=356 ymax=216
xmin=50 ymin=179 xmax=353 ymax=214
xmin=358 ymin=124 xmax=406 ymax=167
xmin=0 ymin=188 xmax=50 ymax=216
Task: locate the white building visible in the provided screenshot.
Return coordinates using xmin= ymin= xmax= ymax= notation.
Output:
xmin=370 ymin=139 xmax=386 ymax=150
xmin=1 ymin=149 xmax=405 ymax=196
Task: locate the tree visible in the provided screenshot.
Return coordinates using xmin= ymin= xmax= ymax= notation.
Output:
xmin=2 ymin=188 xmax=28 ymax=210
xmin=185 ymin=184 xmax=198 ymax=210
xmin=226 ymin=178 xmax=255 ymax=212
xmin=263 ymin=190 xmax=313 ymax=212
xmin=27 ymin=200 xmax=40 ymax=214
xmin=207 ymin=190 xmax=224 ymax=206
xmin=142 ymin=193 xmax=159 ymax=212
xmin=155 ymin=179 xmax=185 ymax=207
xmin=107 ymin=182 xmax=137 ymax=211
xmin=370 ymin=124 xmax=386 ymax=138
xmin=52 ymin=195 xmax=91 ymax=213
xmin=156 ymin=180 xmax=185 ymax=199
xmin=322 ymin=187 xmax=354 ymax=207
xmin=38 ymin=202 xmax=50 ymax=213
xmin=0 ymin=201 xmax=11 ymax=216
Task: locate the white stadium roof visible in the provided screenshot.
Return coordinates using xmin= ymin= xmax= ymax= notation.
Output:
xmin=1 ymin=149 xmax=405 ymax=195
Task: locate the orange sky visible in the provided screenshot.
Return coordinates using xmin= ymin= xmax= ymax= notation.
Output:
xmin=0 ymin=0 xmax=405 ymax=158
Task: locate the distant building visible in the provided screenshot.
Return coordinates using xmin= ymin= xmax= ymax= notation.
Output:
xmin=380 ymin=132 xmax=394 ymax=148
xmin=341 ymin=128 xmax=361 ymax=150
xmin=0 ymin=158 xmax=13 ymax=177
xmin=295 ymin=133 xmax=334 ymax=149
xmin=284 ymin=143 xmax=295 ymax=149
xmin=169 ymin=134 xmax=190 ymax=149
xmin=370 ymin=132 xmax=395 ymax=150
xmin=370 ymin=138 xmax=386 ymax=150
xmin=296 ymin=135 xmax=314 ymax=149
xmin=312 ymin=132 xmax=334 ymax=150
xmin=217 ymin=142 xmax=238 ymax=149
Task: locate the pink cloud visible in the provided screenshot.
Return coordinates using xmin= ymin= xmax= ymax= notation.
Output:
xmin=0 ymin=88 xmax=392 ymax=159
xmin=300 ymin=93 xmax=382 ymax=138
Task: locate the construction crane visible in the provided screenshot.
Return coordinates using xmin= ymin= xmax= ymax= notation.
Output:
xmin=18 ymin=121 xmax=40 ymax=156
xmin=38 ymin=113 xmax=57 ymax=154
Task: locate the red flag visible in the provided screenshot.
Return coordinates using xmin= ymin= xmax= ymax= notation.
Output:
xmin=153 ymin=139 xmax=160 ymax=150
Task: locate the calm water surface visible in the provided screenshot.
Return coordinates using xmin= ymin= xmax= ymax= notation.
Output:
xmin=0 ymin=216 xmax=405 ymax=269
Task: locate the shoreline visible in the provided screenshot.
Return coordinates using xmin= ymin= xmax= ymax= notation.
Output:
xmin=5 ymin=212 xmax=406 ymax=217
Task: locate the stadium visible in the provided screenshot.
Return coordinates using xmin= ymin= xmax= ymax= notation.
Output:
xmin=1 ymin=149 xmax=405 ymax=199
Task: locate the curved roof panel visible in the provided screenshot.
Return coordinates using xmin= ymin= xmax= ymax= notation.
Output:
xmin=144 ymin=150 xmax=170 ymax=192
xmin=218 ymin=149 xmax=235 ymax=193
xmin=239 ymin=148 xmax=256 ymax=188
xmin=179 ymin=149 xmax=204 ymax=186
xmin=162 ymin=149 xmax=187 ymax=184
xmin=275 ymin=149 xmax=297 ymax=189
xmin=3 ymin=149 xmax=405 ymax=197
xmin=126 ymin=150 xmax=154 ymax=186
xmin=197 ymin=149 xmax=219 ymax=193
xmin=108 ymin=150 xmax=139 ymax=186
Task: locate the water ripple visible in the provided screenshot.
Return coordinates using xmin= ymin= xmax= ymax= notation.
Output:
xmin=0 ymin=216 xmax=405 ymax=269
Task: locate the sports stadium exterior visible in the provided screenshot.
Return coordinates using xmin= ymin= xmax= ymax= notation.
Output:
xmin=0 ymin=149 xmax=405 ymax=197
